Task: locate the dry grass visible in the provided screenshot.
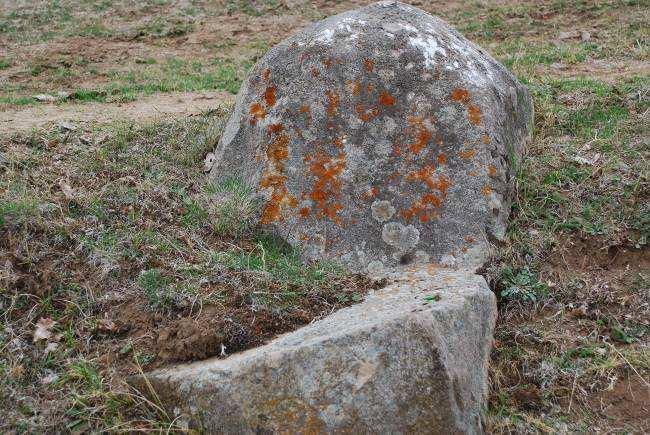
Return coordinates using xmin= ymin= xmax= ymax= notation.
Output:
xmin=0 ymin=112 xmax=373 ymax=431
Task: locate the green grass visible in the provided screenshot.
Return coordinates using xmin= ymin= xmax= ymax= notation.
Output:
xmin=1 ymin=57 xmax=246 ymax=107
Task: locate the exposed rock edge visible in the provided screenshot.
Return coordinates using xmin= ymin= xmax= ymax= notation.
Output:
xmin=129 ymin=266 xmax=497 ymax=434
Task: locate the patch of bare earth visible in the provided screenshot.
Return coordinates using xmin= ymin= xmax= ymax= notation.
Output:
xmin=0 ymin=91 xmax=234 ymax=133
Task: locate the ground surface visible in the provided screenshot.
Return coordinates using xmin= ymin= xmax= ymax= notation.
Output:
xmin=1 ymin=0 xmax=648 ymax=433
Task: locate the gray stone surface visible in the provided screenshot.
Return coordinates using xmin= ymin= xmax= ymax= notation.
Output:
xmin=130 ymin=267 xmax=497 ymax=433
xmin=208 ymin=1 xmax=533 ymax=272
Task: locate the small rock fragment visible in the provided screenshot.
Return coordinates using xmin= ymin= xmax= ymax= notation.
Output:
xmin=59 ymin=122 xmax=77 ymax=132
xmin=33 ymin=94 xmax=56 ymax=102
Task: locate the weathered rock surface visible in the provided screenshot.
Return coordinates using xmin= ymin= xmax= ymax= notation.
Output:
xmin=208 ymin=1 xmax=533 ymax=272
xmin=131 ymin=267 xmax=496 ymax=433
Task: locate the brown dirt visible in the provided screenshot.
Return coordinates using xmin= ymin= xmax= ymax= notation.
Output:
xmin=0 ymin=91 xmax=234 ymax=134
xmin=538 ymin=59 xmax=650 ymax=83
xmin=588 ymin=377 xmax=650 ymax=432
xmin=91 ymin=274 xmax=376 ymax=375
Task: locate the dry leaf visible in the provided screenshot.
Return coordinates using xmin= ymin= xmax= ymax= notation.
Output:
xmin=58 ymin=179 xmax=75 ymax=200
xmin=569 ymin=304 xmax=588 ymax=318
xmin=33 ymin=317 xmax=56 ymax=342
xmin=97 ymin=318 xmax=117 ymax=333
xmin=41 ymin=372 xmax=60 ymax=385
xmin=10 ymin=365 xmax=25 ymax=379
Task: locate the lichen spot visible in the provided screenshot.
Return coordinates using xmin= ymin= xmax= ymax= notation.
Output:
xmin=267 ymin=123 xmax=284 ymax=136
xmin=379 ymin=90 xmax=395 ymax=106
xmin=459 ymin=149 xmax=476 ymax=159
xmin=349 ymin=80 xmax=361 ymax=96
xmin=371 ymin=200 xmax=396 ymax=223
xmin=451 ymin=88 xmax=471 ymax=104
xmin=355 ymin=104 xmax=379 ymax=122
xmin=249 ymin=102 xmax=266 ymax=124
xmin=481 ymin=185 xmax=492 ymax=195
xmin=488 ymin=164 xmax=498 ymax=177
xmin=325 ymin=90 xmax=340 ymax=117
xmin=363 ymin=58 xmax=374 ymax=72
xmin=308 ymin=152 xmax=346 ymax=224
xmin=299 ymin=207 xmax=311 ymax=218
xmin=262 ymin=68 xmax=271 ymax=81
xmin=311 ymin=67 xmax=320 ymax=78
xmin=468 ymin=105 xmax=482 ymax=125
xmin=407 ymin=116 xmax=432 ymax=154
xmin=264 ymin=86 xmax=277 ymax=107
xmin=437 ymin=154 xmax=447 ymax=165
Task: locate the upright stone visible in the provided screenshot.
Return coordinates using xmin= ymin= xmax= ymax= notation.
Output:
xmin=208 ymin=1 xmax=532 ymax=272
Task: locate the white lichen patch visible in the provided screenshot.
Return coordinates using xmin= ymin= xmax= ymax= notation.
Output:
xmin=408 ymin=32 xmax=447 ymax=68
xmin=373 ymin=140 xmax=392 ymax=157
xmin=415 ymin=250 xmax=430 ymax=264
xmin=366 ymin=260 xmax=384 ymax=275
xmin=371 ymin=200 xmax=396 ymax=222
xmin=382 ymin=222 xmax=420 ymax=251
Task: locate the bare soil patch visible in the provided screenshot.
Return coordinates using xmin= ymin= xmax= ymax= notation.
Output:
xmin=0 ymin=91 xmax=234 ymax=133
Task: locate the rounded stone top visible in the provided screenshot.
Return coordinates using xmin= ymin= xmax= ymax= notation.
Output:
xmin=209 ymin=1 xmax=533 ymax=272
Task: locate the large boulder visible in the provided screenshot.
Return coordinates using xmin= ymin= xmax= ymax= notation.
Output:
xmin=130 ymin=267 xmax=496 ymax=433
xmin=208 ymin=0 xmax=533 ymax=272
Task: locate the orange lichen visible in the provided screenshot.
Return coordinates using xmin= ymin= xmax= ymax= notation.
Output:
xmin=266 ymin=133 xmax=289 ymax=165
xmin=259 ymin=132 xmax=295 ymax=224
xmin=451 ymin=88 xmax=471 ymax=104
xmin=481 ymin=185 xmax=492 ymax=195
xmin=488 ymin=164 xmax=497 ymax=177
xmin=402 ymin=166 xmax=451 ymax=222
xmin=350 ymin=80 xmax=361 ymax=96
xmin=451 ymin=88 xmax=481 ymax=125
xmin=333 ymin=137 xmax=344 ymax=148
xmin=263 ymin=68 xmax=271 ymax=81
xmin=459 ymin=149 xmax=476 ymax=159
xmin=464 ymin=235 xmax=475 ymax=243
xmin=325 ymin=90 xmax=340 ymax=117
xmin=260 ymin=173 xmax=288 ymax=224
xmin=323 ymin=58 xmax=333 ymax=69
xmin=249 ymin=102 xmax=266 ymax=124
xmin=267 ymin=123 xmax=284 ymax=135
xmin=264 ymin=86 xmax=277 ymax=107
xmin=311 ymin=67 xmax=320 ymax=78
xmin=468 ymin=170 xmax=478 ymax=177
xmin=307 ymin=152 xmax=346 ymax=224
xmin=379 ymin=90 xmax=395 ymax=106
xmin=468 ymin=105 xmax=482 ymax=125
xmin=361 ymin=186 xmax=379 ymax=200
xmin=363 ymin=58 xmax=374 ymax=72
xmin=299 ymin=207 xmax=311 ymax=217
xmin=437 ymin=154 xmax=447 ymax=165
xmin=407 ymin=117 xmax=432 ymax=154
xmin=355 ymin=104 xmax=380 ymax=122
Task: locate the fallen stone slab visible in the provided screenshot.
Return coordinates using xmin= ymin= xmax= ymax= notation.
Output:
xmin=130 ymin=267 xmax=496 ymax=433
xmin=207 ymin=0 xmax=533 ymax=272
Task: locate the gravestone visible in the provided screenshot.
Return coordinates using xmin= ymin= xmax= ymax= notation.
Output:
xmin=207 ymin=0 xmax=532 ymax=272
